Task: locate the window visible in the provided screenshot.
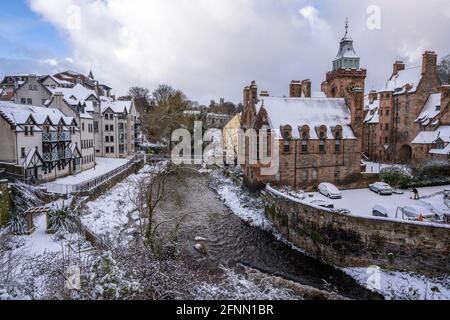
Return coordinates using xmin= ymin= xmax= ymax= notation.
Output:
xmin=386 ymin=109 xmax=390 ymax=117
xmin=319 ymin=139 xmax=326 ymax=153
xmin=380 ymin=109 xmax=383 ymax=117
xmin=94 ymin=121 xmax=99 ymax=133
xmin=283 ymin=140 xmax=290 ymax=153
xmin=436 ymin=105 xmax=441 ymax=111
xmin=21 ymin=98 xmax=26 ymax=104
xmin=110 ymin=147 xmax=114 ymax=153
xmin=385 ymin=137 xmax=389 ymax=144
xmin=312 ymin=169 xmax=318 ymax=181
xmin=24 ymin=126 xmax=29 ymax=136
xmin=26 ymin=98 xmax=32 ymax=105
xmin=82 ymin=123 xmax=85 ymax=131
xmin=109 ymin=125 xmax=114 ymax=131
xmin=105 ymin=125 xmax=109 ymax=132
xmin=303 ymin=170 xmax=308 ymax=182
xmin=21 ymin=148 xmax=26 ymax=158
xmin=385 ymin=123 xmax=389 ymax=131
xmin=302 ymin=140 xmax=308 ymax=153
xmin=335 ymin=140 xmax=341 ymax=152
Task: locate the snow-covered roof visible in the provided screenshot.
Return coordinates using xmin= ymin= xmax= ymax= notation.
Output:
xmin=256 ymin=97 xmax=356 ymax=139
xmin=101 ymin=100 xmax=132 ymax=114
xmin=334 ymin=37 xmax=359 ymax=60
xmin=416 ymin=93 xmax=441 ymax=125
xmin=48 ymin=84 xmax=98 ymax=103
xmin=0 ymin=101 xmax=73 ymax=127
xmin=412 ymin=126 xmax=450 ymax=144
xmin=384 ymin=66 xmax=422 ymax=95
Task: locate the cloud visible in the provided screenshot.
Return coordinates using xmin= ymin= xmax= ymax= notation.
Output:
xmin=26 ymin=0 xmax=450 ymax=103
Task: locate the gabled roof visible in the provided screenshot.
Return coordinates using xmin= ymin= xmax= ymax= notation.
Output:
xmin=255 ymin=97 xmax=356 ymax=139
xmin=416 ymin=93 xmax=441 ymax=125
xmin=383 ymin=66 xmax=422 ymax=95
xmin=0 ymin=101 xmax=73 ymax=127
xmin=48 ymin=84 xmax=99 ymax=104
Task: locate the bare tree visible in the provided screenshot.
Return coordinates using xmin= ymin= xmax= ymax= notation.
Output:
xmin=128 ymin=87 xmax=150 ymax=100
xmin=438 ymin=54 xmax=450 ymax=83
xmin=152 ymin=84 xmax=176 ymax=106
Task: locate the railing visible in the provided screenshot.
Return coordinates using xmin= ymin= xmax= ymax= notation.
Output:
xmin=58 ymin=149 xmax=72 ymax=159
xmin=43 ymin=152 xmax=59 ymax=162
xmin=59 ymin=132 xmax=71 ymax=141
xmin=42 ymin=132 xmax=59 ymax=143
xmin=43 ymin=132 xmax=71 ymax=142
xmin=45 ymin=154 xmax=145 ymax=195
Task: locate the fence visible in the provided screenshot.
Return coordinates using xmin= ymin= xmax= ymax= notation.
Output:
xmin=45 ymin=154 xmax=145 ymax=195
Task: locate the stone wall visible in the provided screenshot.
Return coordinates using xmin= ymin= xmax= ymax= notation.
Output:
xmin=262 ymin=189 xmax=450 ymax=277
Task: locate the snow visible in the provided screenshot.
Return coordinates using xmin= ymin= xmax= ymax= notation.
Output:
xmin=416 ymin=93 xmax=442 ymax=125
xmin=0 ymin=101 xmax=70 ymax=126
xmin=16 ymin=215 xmax=61 ymax=256
xmin=46 ymin=157 xmax=129 ymax=186
xmin=362 ymin=161 xmax=409 ymax=174
xmin=81 ymin=164 xmax=165 ymax=240
xmin=305 ymin=184 xmax=450 ymax=224
xmin=255 ymin=96 xmax=356 ymax=139
xmin=48 ymin=84 xmax=98 ymax=104
xmin=343 ymin=267 xmax=450 ymax=300
xmin=384 ymin=66 xmax=422 ymax=95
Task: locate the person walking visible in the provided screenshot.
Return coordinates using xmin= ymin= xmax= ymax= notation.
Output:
xmin=412 ymin=187 xmax=420 ymax=200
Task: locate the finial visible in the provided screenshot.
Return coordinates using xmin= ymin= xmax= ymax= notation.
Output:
xmin=345 ymin=17 xmax=349 ymax=37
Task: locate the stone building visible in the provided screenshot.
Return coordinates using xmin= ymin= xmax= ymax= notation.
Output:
xmin=241 ymin=24 xmax=365 ymax=190
xmin=363 ymin=52 xmax=442 ymax=163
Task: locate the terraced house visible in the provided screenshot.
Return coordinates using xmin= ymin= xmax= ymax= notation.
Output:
xmin=0 ymin=102 xmax=82 ymax=183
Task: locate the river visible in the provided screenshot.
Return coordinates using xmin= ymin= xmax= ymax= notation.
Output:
xmin=155 ymin=168 xmax=381 ymax=299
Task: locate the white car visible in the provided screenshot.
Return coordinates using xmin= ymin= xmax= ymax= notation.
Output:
xmin=372 ymin=204 xmax=389 ymax=218
xmin=369 ymin=182 xmax=394 ymax=195
xmin=398 ymin=205 xmax=435 ymax=220
xmin=303 ymin=198 xmax=335 ymax=209
xmin=318 ymin=183 xmax=342 ymax=199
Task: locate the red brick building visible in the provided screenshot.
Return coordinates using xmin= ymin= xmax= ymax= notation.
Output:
xmin=363 ymin=52 xmax=442 ymax=163
xmin=241 ymin=26 xmax=366 ymax=190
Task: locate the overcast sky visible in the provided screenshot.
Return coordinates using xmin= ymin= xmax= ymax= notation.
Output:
xmin=1 ymin=0 xmax=449 ymax=105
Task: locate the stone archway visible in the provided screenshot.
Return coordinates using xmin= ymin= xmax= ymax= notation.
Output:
xmin=398 ymin=144 xmax=412 ymax=163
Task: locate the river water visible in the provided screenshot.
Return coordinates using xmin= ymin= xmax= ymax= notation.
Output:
xmin=156 ymin=168 xmax=381 ymax=299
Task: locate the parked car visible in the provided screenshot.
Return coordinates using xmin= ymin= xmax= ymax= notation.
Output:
xmin=369 ymin=182 xmax=394 ymax=195
xmin=396 ymin=205 xmax=435 ymax=220
xmin=318 ymin=183 xmax=342 ymax=199
xmin=372 ymin=204 xmax=389 ymax=218
xmin=303 ymin=198 xmax=335 ymax=209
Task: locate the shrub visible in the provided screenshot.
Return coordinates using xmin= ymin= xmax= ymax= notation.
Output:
xmin=7 ymin=211 xmax=27 ymax=235
xmin=47 ymin=204 xmax=77 ymax=233
xmin=411 ymin=160 xmax=450 ymax=182
xmin=380 ymin=167 xmax=411 ymax=188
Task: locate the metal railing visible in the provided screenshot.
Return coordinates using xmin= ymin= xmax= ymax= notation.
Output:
xmin=45 ymin=154 xmax=145 ymax=195
xmin=43 ymin=152 xmax=59 ymax=162
xmin=43 ymin=131 xmax=71 ymax=142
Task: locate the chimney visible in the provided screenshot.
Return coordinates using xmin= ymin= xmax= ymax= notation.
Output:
xmin=54 ymin=92 xmax=64 ymax=106
xmin=260 ymin=91 xmax=270 ymax=97
xmin=250 ymin=81 xmax=258 ymax=102
xmin=393 ymin=61 xmax=405 ymax=75
xmin=368 ymin=90 xmax=378 ymax=104
xmin=301 ymin=79 xmax=312 ymax=98
xmin=243 ymin=86 xmax=250 ymax=106
xmin=422 ymin=51 xmax=438 ymax=75
xmin=290 ymin=80 xmax=302 ymax=98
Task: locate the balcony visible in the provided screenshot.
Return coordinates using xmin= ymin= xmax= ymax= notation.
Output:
xmin=58 ymin=149 xmax=73 ymax=159
xmin=59 ymin=132 xmax=71 ymax=141
xmin=42 ymin=131 xmax=71 ymax=143
xmin=42 ymin=132 xmax=59 ymax=143
xmin=43 ymin=152 xmax=59 ymax=162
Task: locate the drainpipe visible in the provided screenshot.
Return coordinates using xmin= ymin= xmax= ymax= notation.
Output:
xmin=294 ymin=140 xmax=297 ymax=189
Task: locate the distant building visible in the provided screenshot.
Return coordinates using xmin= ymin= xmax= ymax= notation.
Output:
xmin=206 ymin=113 xmax=233 ymax=129
xmin=222 ymin=113 xmax=242 ymax=163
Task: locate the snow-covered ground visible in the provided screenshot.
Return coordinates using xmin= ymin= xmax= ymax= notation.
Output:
xmin=48 ymin=157 xmax=129 ymax=186
xmin=306 ymin=185 xmax=450 ymax=223
xmin=81 ymin=164 xmax=165 ymax=243
xmin=362 ymin=161 xmax=410 ymax=174
xmin=344 ymin=268 xmax=450 ymax=300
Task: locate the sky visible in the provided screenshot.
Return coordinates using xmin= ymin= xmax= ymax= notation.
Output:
xmin=1 ymin=0 xmax=450 ymax=105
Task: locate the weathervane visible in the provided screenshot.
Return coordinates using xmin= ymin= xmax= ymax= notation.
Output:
xmin=344 ymin=17 xmax=349 ymax=37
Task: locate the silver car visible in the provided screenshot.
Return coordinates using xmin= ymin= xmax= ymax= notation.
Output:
xmin=369 ymin=182 xmax=394 ymax=195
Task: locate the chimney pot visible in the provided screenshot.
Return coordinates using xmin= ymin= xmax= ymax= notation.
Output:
xmin=393 ymin=61 xmax=405 ymax=75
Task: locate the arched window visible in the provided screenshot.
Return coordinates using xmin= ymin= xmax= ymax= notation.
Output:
xmin=302 ymin=131 xmax=309 ymax=153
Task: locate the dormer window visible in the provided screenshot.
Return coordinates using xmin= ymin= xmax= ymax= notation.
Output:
xmin=436 ymin=105 xmax=441 ymax=111
xmin=301 ymin=132 xmax=309 ymax=153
